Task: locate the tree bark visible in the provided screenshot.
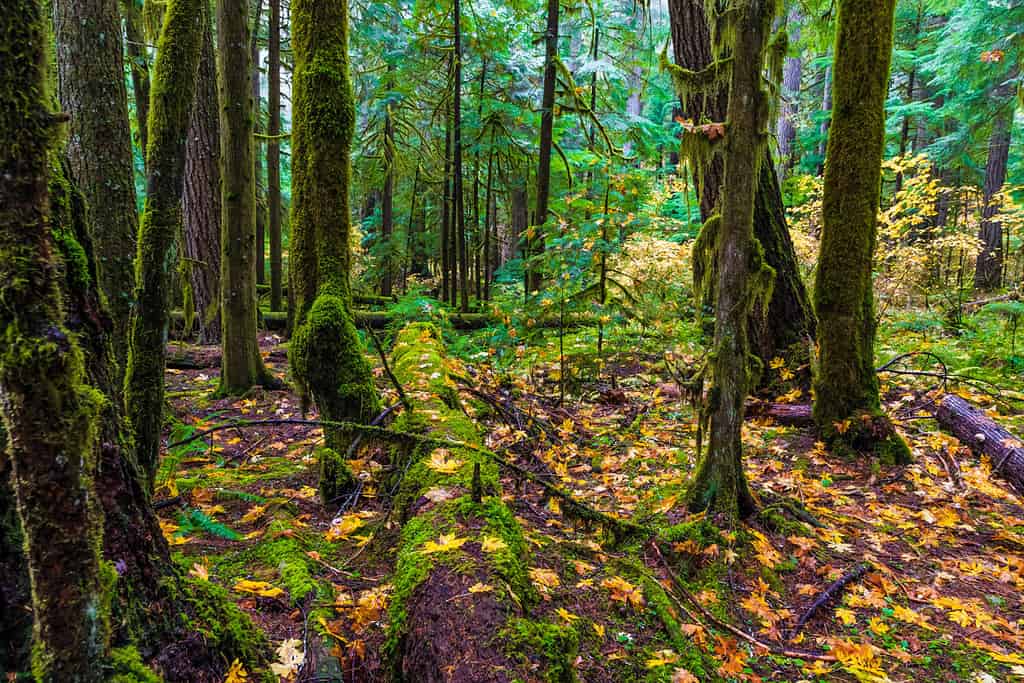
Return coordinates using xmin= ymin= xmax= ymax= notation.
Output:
xmin=252 ymin=0 xmax=266 ymax=287
xmin=217 ymin=0 xmax=274 ymax=395
xmin=268 ymin=0 xmax=284 ymax=312
xmin=685 ymin=0 xmax=773 ymax=519
xmin=974 ymin=110 xmax=1013 ymax=291
xmin=54 ymin=0 xmax=139 ymax=375
xmin=529 ymin=0 xmax=560 ymax=294
xmin=288 ymin=0 xmax=381 ymax=457
xmin=125 ymin=0 xmax=204 ymax=488
xmin=668 ymin=0 xmax=815 ymax=376
xmin=122 ymin=0 xmax=151 ymax=159
xmin=812 ymin=0 xmax=910 ymax=463
xmin=381 ymin=63 xmax=395 ymax=298
xmin=182 ymin=12 xmax=222 ymax=344
xmin=776 ymin=9 xmax=801 ymax=176
xmin=0 ymin=10 xmax=107 ymax=677
xmin=453 ymin=0 xmax=469 ymax=311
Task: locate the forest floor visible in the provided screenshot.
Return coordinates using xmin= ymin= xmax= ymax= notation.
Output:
xmin=156 ymin=324 xmax=1024 ymax=683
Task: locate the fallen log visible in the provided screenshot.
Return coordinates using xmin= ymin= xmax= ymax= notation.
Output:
xmin=746 ymin=401 xmax=814 ymax=427
xmin=934 ymin=394 xmax=1024 ymax=495
xmin=383 ymin=323 xmax=570 ymax=681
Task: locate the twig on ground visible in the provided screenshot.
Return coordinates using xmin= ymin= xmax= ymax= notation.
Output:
xmin=788 ymin=562 xmax=871 ymax=642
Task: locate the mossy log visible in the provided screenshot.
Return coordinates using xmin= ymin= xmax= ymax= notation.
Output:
xmin=384 ymin=323 xmax=563 ymax=681
xmin=935 ymin=394 xmax=1024 ymax=495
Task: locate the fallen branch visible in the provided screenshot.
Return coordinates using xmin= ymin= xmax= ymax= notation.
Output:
xmin=788 ymin=562 xmax=870 ymax=642
xmin=650 ymin=541 xmax=837 ymax=662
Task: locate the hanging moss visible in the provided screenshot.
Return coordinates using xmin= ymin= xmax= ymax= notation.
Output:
xmin=124 ymin=0 xmax=204 ymax=489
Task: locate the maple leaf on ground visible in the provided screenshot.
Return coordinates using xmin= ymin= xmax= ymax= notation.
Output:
xmin=427 ymin=448 xmax=463 ymax=474
xmin=188 ymin=562 xmax=210 ymax=581
xmin=468 ymin=582 xmax=493 ymax=594
xmin=270 ymin=638 xmax=305 ymax=679
xmin=420 ymin=533 xmax=468 ymax=555
xmin=233 ymin=579 xmax=284 ymax=598
xmin=223 ymin=659 xmax=248 ymax=683
xmin=601 ymin=575 xmax=645 ymax=610
xmin=529 ymin=567 xmax=561 ymax=591
xmin=645 ymin=649 xmax=679 ymax=668
xmin=480 ymin=535 xmax=508 ymax=553
xmin=325 ymin=513 xmax=364 ymax=542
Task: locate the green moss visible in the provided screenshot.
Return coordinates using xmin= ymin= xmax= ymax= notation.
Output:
xmin=317 ymin=446 xmax=356 ymax=505
xmin=384 ymin=514 xmax=441 ymax=658
xmin=124 ymin=0 xmax=205 ymax=489
xmin=502 ymin=618 xmax=579 ymax=683
xmin=106 ymin=646 xmax=163 ymax=683
xmin=641 ymin=579 xmax=719 ymax=682
xmin=167 ymin=576 xmax=270 ymax=669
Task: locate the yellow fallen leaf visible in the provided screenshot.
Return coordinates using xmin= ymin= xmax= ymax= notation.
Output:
xmin=427 ymin=448 xmax=463 ymax=474
xmin=233 ymin=579 xmax=284 ymax=598
xmin=223 ymin=659 xmax=248 ymax=683
xmin=592 ymin=622 xmax=605 ymax=638
xmin=421 ymin=533 xmax=469 ymax=554
xmin=480 ymin=535 xmax=508 ymax=553
xmin=646 ymin=649 xmax=679 ymax=668
xmin=326 ymin=513 xmax=365 ymax=542
xmin=529 ymin=567 xmax=560 ymax=590
xmin=556 ymin=607 xmax=579 ymax=623
xmin=468 ymin=582 xmax=493 ymax=594
xmin=835 ymin=607 xmax=857 ymax=625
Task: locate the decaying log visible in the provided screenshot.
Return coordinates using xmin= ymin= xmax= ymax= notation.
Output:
xmin=746 ymin=401 xmax=814 ymax=426
xmin=383 ymin=323 xmax=561 ymax=681
xmin=934 ymin=394 xmax=1024 ymax=495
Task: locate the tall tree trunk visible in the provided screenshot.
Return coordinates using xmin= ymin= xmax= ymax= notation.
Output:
xmin=182 ymin=13 xmax=222 ymax=344
xmin=813 ymin=0 xmax=910 ymax=464
xmin=529 ymin=0 xmax=560 ymax=295
xmin=268 ymin=0 xmax=284 ymax=312
xmin=974 ymin=110 xmax=1013 ymax=290
xmin=1 ymin=10 xmax=108 ymax=677
xmin=816 ymin=61 xmax=832 ymax=174
xmin=53 ymin=0 xmax=139 ymax=376
xmin=252 ymin=0 xmax=266 ymax=286
xmin=686 ymin=0 xmax=774 ymax=518
xmin=776 ymin=9 xmax=801 ymax=176
xmin=381 ymin=63 xmax=395 ymax=297
xmin=668 ymin=0 xmax=815 ymax=377
xmin=125 ymin=0 xmax=204 ymax=488
xmin=453 ymin=0 xmax=469 ymax=312
xmin=288 ymin=0 xmax=381 ymax=458
xmin=217 ymin=0 xmax=274 ymax=395
xmin=122 ymin=0 xmax=151 ymax=159
xmin=441 ymin=106 xmax=452 ymax=303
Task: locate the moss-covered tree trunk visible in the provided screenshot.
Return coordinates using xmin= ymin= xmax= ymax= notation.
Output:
xmin=685 ymin=0 xmax=775 ymax=518
xmin=217 ymin=0 xmax=275 ymax=395
xmin=182 ymin=11 xmax=222 ymax=345
xmin=668 ymin=0 xmax=815 ymax=381
xmin=267 ymin=0 xmax=284 ymax=312
xmin=125 ymin=0 xmax=204 ymax=489
xmin=288 ymin=0 xmax=380 ymax=459
xmin=0 ymin=8 xmax=108 ymax=678
xmin=251 ymin=0 xmax=267 ymax=288
xmin=54 ymin=0 xmax=140 ymax=375
xmin=812 ymin=0 xmax=910 ymax=464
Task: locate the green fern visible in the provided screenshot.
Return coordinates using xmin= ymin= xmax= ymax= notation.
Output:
xmin=176 ymin=508 xmax=242 ymax=542
xmin=214 ymin=489 xmax=268 ymax=504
